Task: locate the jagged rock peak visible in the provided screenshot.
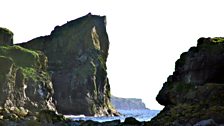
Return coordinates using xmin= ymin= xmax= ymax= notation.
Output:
xmin=0 ymin=27 xmax=13 ymax=46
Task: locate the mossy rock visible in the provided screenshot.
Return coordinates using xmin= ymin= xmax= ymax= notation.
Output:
xmin=1 ymin=107 xmax=29 ymax=121
xmin=0 ymin=45 xmax=40 ymax=68
xmin=3 ymin=111 xmax=19 ymax=121
xmin=0 ymin=27 xmax=13 ymax=36
xmin=0 ymin=27 xmax=13 ymax=46
xmin=212 ymin=37 xmax=224 ymax=43
xmin=10 ymin=107 xmax=29 ymax=117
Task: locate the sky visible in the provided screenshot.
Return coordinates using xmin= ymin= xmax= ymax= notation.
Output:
xmin=1 ymin=0 xmax=224 ymax=110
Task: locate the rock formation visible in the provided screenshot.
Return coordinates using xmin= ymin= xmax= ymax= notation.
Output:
xmin=0 ymin=27 xmax=13 ymax=46
xmin=148 ymin=38 xmax=224 ymax=126
xmin=111 ymin=96 xmax=147 ymax=110
xmin=0 ymin=44 xmax=55 ymax=120
xmin=19 ymin=13 xmax=115 ymax=116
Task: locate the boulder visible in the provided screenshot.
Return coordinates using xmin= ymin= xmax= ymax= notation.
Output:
xmin=19 ymin=13 xmax=114 ymax=116
xmin=123 ymin=117 xmax=142 ymax=125
xmin=38 ymin=110 xmax=65 ymax=124
xmin=74 ymin=119 xmax=121 ymax=126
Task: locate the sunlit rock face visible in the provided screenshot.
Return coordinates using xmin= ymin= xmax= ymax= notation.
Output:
xmin=0 ymin=27 xmax=13 ymax=46
xmin=0 ymin=45 xmax=55 ymax=117
xmin=19 ymin=13 xmax=115 ymax=116
xmin=147 ymin=38 xmax=224 ymax=126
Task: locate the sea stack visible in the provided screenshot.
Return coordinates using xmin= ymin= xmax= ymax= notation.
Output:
xmin=19 ymin=13 xmax=115 ymax=116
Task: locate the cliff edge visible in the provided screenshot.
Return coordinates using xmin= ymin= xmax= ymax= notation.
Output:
xmin=148 ymin=38 xmax=224 ymax=126
xmin=19 ymin=13 xmax=115 ymax=116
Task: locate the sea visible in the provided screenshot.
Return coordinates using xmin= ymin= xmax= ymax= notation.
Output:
xmin=65 ymin=109 xmax=160 ymax=123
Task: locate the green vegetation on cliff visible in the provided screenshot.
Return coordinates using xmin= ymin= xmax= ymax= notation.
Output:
xmin=0 ymin=46 xmax=39 ymax=68
xmin=0 ymin=14 xmax=116 ymax=124
xmin=212 ymin=37 xmax=224 ymax=43
xmin=0 ymin=45 xmax=55 ymax=122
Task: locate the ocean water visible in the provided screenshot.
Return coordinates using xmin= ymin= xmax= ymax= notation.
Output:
xmin=65 ymin=109 xmax=160 ymax=123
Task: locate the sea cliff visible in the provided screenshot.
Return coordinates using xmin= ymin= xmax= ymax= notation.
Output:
xmin=0 ymin=14 xmax=116 ymax=125
xmin=0 ymin=28 xmax=61 ymax=125
xmin=2 ymin=14 xmax=224 ymax=126
xmin=19 ymin=13 xmax=115 ymax=116
xmin=147 ymin=38 xmax=224 ymax=126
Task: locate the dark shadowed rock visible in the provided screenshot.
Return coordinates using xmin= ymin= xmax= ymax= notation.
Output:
xmin=0 ymin=27 xmax=13 ymax=46
xmin=123 ymin=117 xmax=143 ymax=126
xmin=38 ymin=110 xmax=66 ymax=124
xmin=78 ymin=119 xmax=121 ymax=126
xmin=19 ymin=13 xmax=115 ymax=116
xmin=147 ymin=38 xmax=224 ymax=126
xmin=103 ymin=120 xmax=121 ymax=126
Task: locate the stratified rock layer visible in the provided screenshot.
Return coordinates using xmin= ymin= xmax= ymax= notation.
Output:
xmin=111 ymin=96 xmax=147 ymax=110
xmin=0 ymin=45 xmax=55 ymax=119
xmin=0 ymin=27 xmax=13 ymax=46
xmin=147 ymin=38 xmax=224 ymax=126
xmin=19 ymin=14 xmax=114 ymax=116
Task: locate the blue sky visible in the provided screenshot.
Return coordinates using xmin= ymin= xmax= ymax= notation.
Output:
xmin=1 ymin=0 xmax=224 ymax=110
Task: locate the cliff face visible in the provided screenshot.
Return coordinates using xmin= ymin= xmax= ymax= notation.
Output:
xmin=148 ymin=38 xmax=224 ymax=126
xmin=19 ymin=13 xmax=114 ymax=116
xmin=111 ymin=96 xmax=147 ymax=110
xmin=0 ymin=45 xmax=55 ymax=119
